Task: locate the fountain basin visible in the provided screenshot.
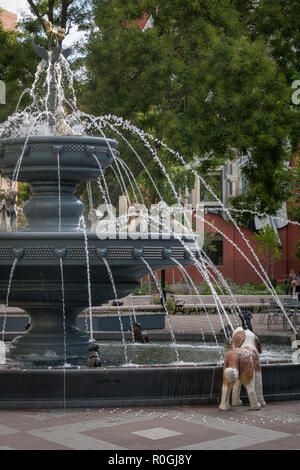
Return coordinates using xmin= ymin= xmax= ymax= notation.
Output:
xmin=0 ymin=362 xmax=299 ymax=409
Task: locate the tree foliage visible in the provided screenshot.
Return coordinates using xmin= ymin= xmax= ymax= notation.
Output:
xmin=81 ymin=0 xmax=299 ymax=212
xmin=0 ymin=22 xmax=39 ymax=123
xmin=1 ymin=0 xmax=300 ymax=216
xmin=253 ymin=224 xmax=282 ymax=279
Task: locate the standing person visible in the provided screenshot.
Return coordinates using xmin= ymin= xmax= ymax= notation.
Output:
xmin=291 ymin=280 xmax=298 ymax=299
xmin=287 ymin=269 xmax=297 ymax=284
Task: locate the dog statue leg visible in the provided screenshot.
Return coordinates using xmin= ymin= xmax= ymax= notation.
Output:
xmin=255 ymin=371 xmax=266 ymax=407
xmin=232 ymin=380 xmax=243 ymax=406
xmin=219 ymin=382 xmax=233 ymax=411
xmin=245 ymin=378 xmax=261 ymax=411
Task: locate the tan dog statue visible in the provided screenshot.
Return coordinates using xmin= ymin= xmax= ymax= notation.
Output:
xmin=219 ymin=327 xmax=266 ymax=411
xmin=44 ymin=20 xmax=65 ymax=43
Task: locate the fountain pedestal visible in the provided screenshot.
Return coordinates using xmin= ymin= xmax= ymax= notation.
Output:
xmin=10 ymin=305 xmax=88 ymax=362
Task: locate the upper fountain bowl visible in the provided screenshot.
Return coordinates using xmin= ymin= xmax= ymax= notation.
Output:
xmin=0 ymin=136 xmax=118 ymax=232
xmin=0 ymin=136 xmax=118 ymax=184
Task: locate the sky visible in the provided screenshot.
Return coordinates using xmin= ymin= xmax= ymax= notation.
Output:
xmin=0 ymin=0 xmax=30 ymax=17
xmin=0 ymin=0 xmax=85 ymax=47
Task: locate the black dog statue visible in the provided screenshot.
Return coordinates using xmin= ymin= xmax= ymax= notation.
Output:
xmin=87 ymin=342 xmax=101 ymax=368
xmin=133 ymin=322 xmax=150 ymax=344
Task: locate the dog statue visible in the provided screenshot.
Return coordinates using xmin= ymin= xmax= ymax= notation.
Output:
xmin=133 ymin=322 xmax=149 ymax=344
xmin=219 ymin=327 xmax=266 ymax=411
xmin=87 ymin=342 xmax=101 ymax=368
xmin=44 ymin=20 xmax=65 ymax=43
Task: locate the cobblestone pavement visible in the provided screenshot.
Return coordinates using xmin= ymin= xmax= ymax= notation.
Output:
xmin=0 ymin=401 xmax=299 ymax=450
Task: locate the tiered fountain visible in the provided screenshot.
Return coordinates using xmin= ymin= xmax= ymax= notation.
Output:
xmin=0 ymin=26 xmax=299 ymax=408
xmin=0 ymin=37 xmax=197 ymax=364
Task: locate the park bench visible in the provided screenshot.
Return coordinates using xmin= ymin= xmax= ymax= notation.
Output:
xmin=91 ymin=295 xmax=164 ymax=314
xmin=169 ymin=295 xmax=232 ymax=314
xmin=170 ymin=295 xmax=289 ymax=315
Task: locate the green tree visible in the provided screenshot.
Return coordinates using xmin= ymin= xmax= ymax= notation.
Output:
xmin=253 ymin=224 xmax=282 ymax=280
xmin=0 ymin=21 xmax=39 ymax=123
xmin=0 ymin=1 xmax=91 ymax=204
xmin=82 ymin=0 xmax=298 ymax=212
xmin=235 ymin=0 xmax=300 ymax=84
xmin=0 ymin=0 xmax=92 ymax=124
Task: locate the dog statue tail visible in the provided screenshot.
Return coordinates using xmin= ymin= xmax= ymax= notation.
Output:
xmin=223 ymin=353 xmax=239 ymax=384
xmin=224 ymin=367 xmax=239 ymax=384
xmin=219 ymin=353 xmax=240 ymax=411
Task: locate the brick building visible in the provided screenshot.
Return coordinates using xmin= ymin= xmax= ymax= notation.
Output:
xmin=162 ymin=156 xmax=300 ymax=286
xmin=0 ymin=8 xmax=17 ymax=31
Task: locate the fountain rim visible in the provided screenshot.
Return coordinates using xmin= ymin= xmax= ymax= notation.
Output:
xmin=0 ymin=135 xmax=119 ymax=147
xmin=0 ymin=232 xmax=199 ymax=241
xmin=0 ymin=362 xmax=299 ymax=409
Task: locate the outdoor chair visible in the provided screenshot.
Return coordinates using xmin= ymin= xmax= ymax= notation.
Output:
xmin=284 ymin=299 xmax=300 ymax=328
xmin=258 ymin=298 xmax=272 ymax=324
xmin=170 ymin=295 xmax=205 ymax=315
xmin=267 ymin=301 xmax=292 ymax=330
xmin=267 ymin=301 xmax=282 ymax=329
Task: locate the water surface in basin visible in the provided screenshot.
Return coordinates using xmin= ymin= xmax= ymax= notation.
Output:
xmin=97 ymin=340 xmax=293 ymax=367
xmin=2 ymin=340 xmax=292 ymax=369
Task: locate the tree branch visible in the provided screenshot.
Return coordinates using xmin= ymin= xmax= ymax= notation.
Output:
xmin=48 ymin=0 xmax=55 ymax=23
xmin=26 ymin=0 xmax=45 ymax=30
xmin=61 ymin=0 xmax=74 ymax=31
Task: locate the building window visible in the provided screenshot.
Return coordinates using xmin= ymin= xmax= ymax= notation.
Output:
xmin=204 ymin=232 xmax=223 ymax=266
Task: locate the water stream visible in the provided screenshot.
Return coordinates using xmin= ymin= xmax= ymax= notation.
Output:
xmin=102 ymin=257 xmax=129 ymax=363
xmin=59 ymin=258 xmax=69 ymax=366
xmin=78 ymin=215 xmax=94 ymax=341
xmin=1 ymin=258 xmax=18 ymax=343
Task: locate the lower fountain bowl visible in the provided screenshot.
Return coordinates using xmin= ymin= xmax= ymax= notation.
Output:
xmin=0 ymin=231 xmax=198 ymax=362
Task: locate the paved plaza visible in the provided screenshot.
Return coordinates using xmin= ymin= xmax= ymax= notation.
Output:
xmin=0 ymin=401 xmax=299 ymax=450
xmin=156 ymin=312 xmax=292 ymax=337
xmin=135 ymin=312 xmax=295 ymax=343
xmin=0 ymin=313 xmax=298 ymax=451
